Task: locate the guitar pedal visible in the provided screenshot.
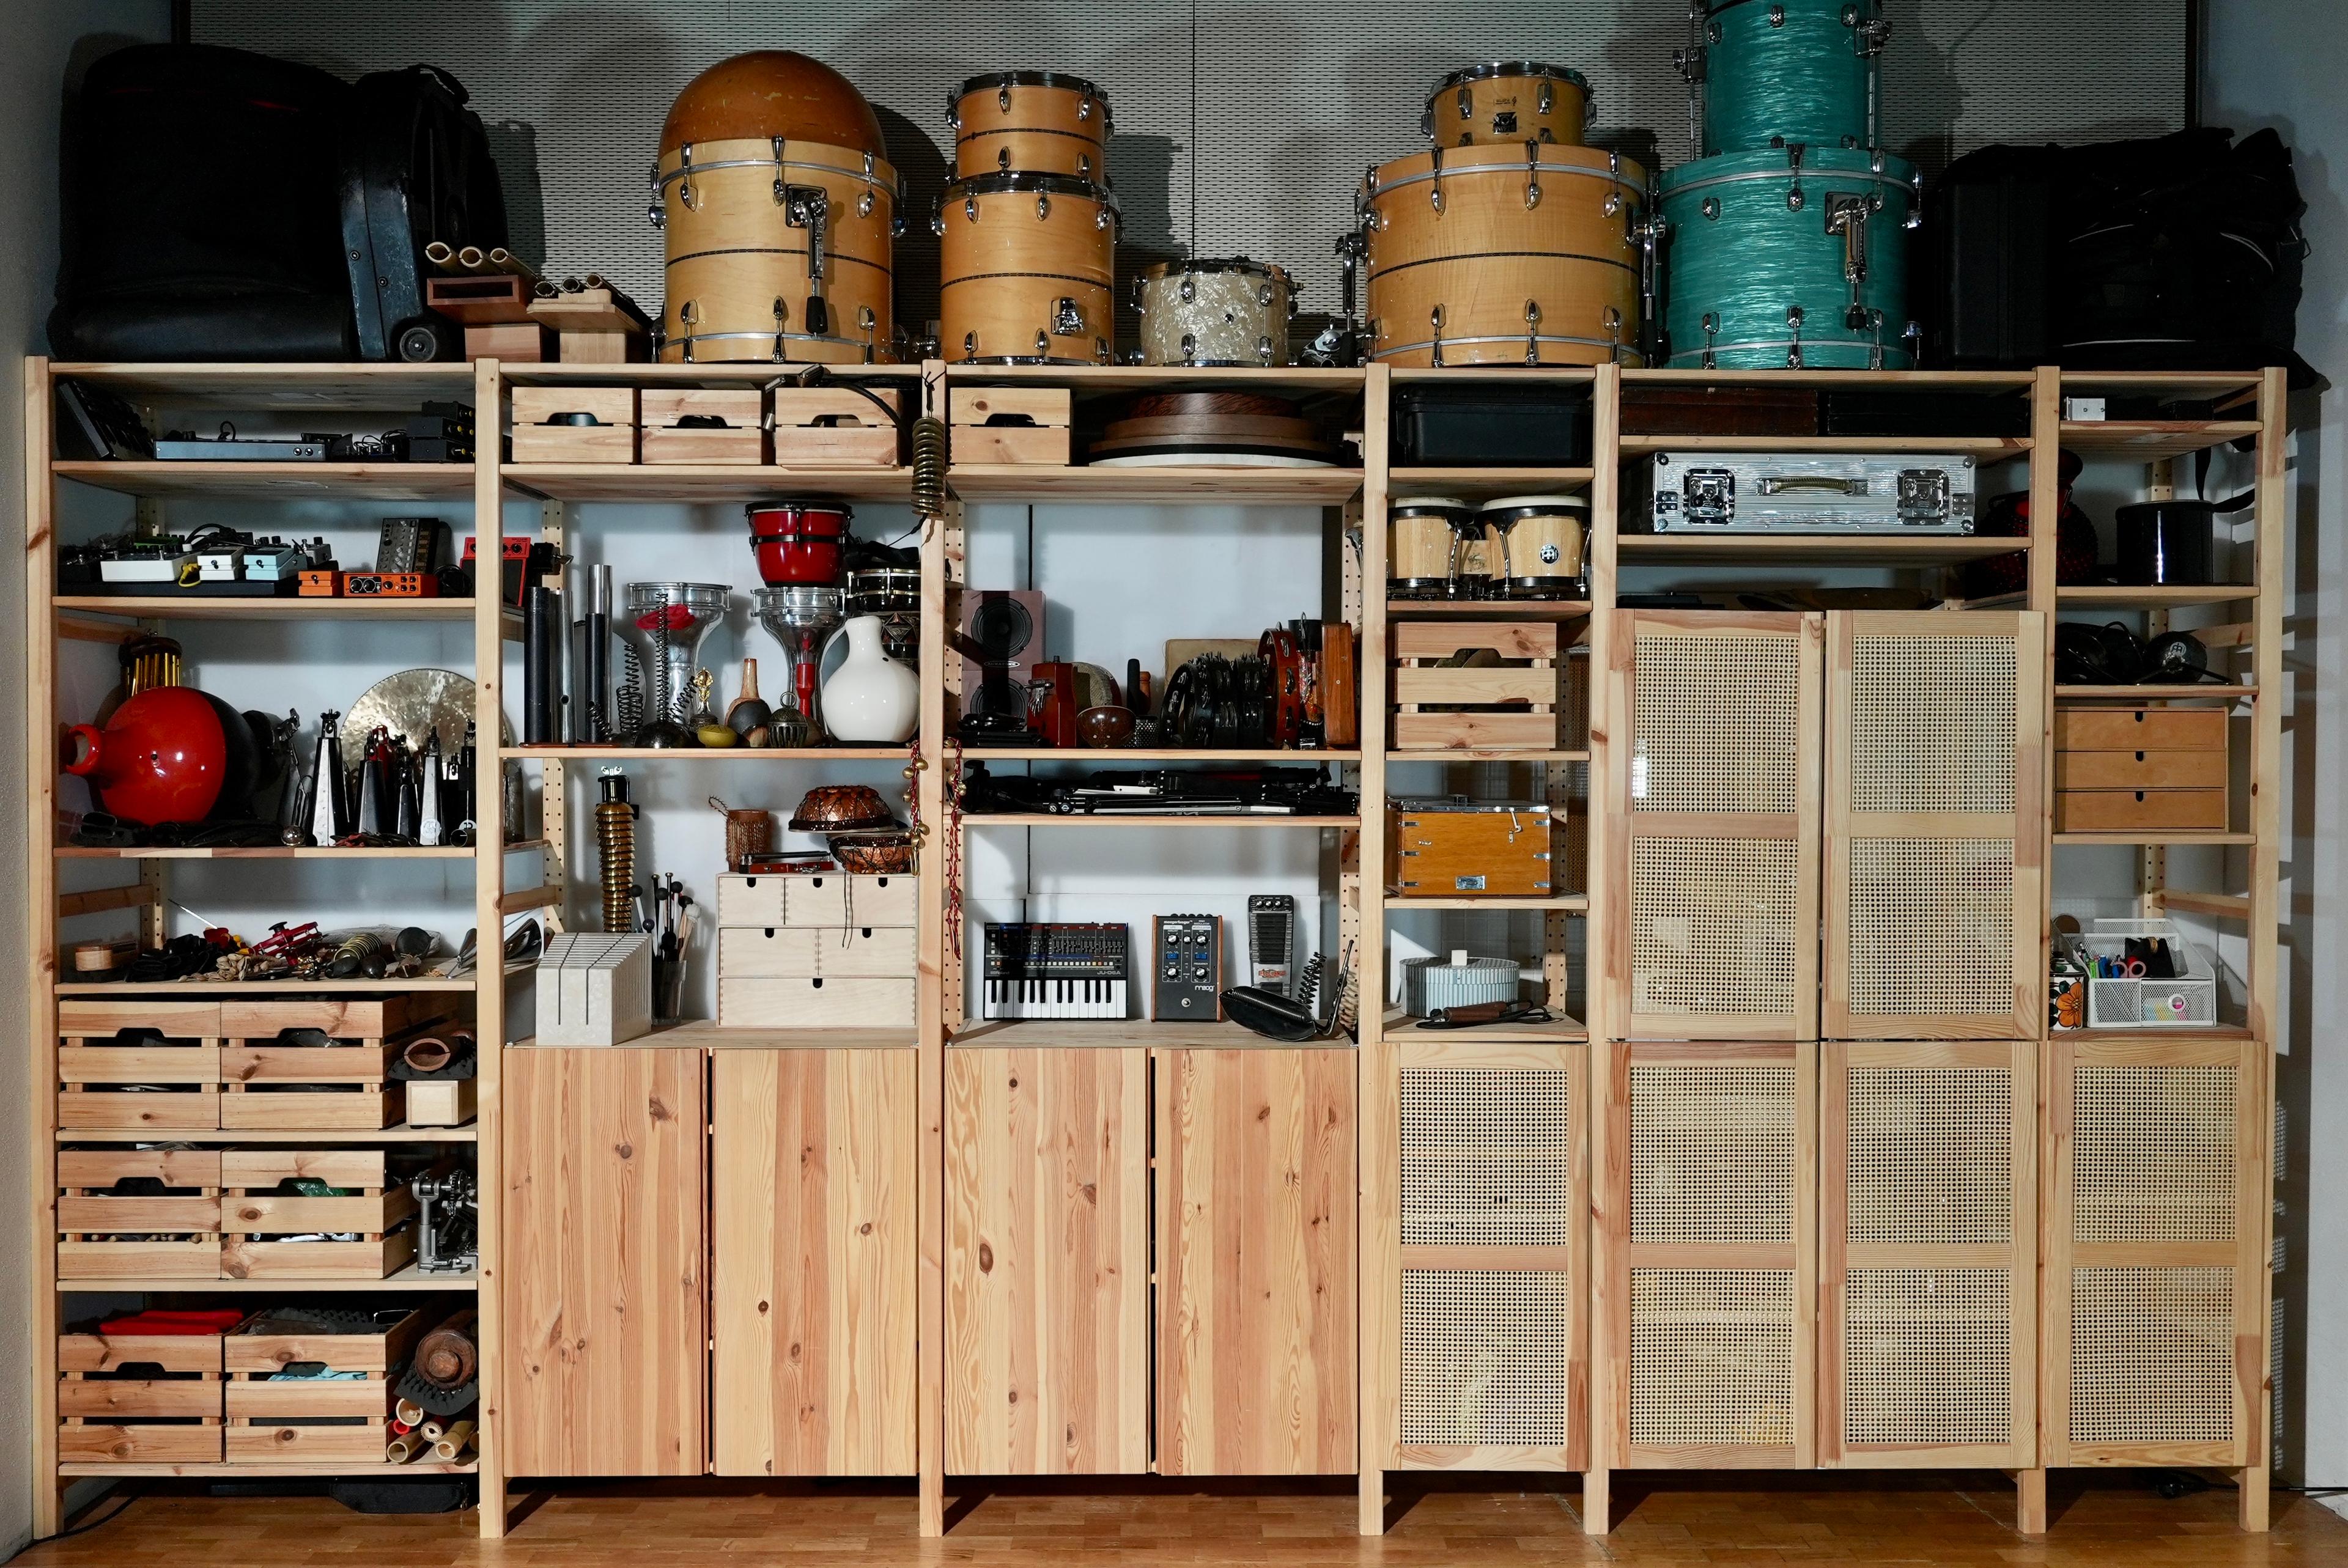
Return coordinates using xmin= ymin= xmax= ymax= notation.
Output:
xmin=1153 ymin=914 xmax=1222 ymax=1021
xmin=1247 ymin=894 xmax=1296 ymax=997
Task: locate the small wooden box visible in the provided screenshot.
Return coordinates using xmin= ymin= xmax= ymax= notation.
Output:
xmin=224 ymin=1308 xmax=423 ymax=1462
xmin=2054 ymin=789 xmax=2229 ymax=833
xmin=464 ymin=320 xmax=554 ymax=362
xmin=529 ymin=289 xmax=651 ymax=364
xmin=1391 ymin=620 xmax=1560 ymax=751
xmin=715 ymin=872 xmax=920 ymax=930
xmin=772 ymin=385 xmax=902 ymax=466
xmin=58 ymin=1332 xmax=224 ymax=1463
xmin=717 ymin=925 xmax=917 ymax=979
xmin=717 ymin=975 xmax=917 ymax=1028
xmin=220 ymin=996 xmax=444 ymax=1041
xmin=509 ymin=385 xmax=637 ymax=464
xmin=405 ymin=1078 xmax=478 ymax=1127
xmin=641 ymin=388 xmax=765 ymax=465
xmin=58 ymin=1001 xmax=223 ymax=1132
xmin=1387 ymin=799 xmax=1554 ymax=897
xmin=951 ymin=385 xmax=1071 ymax=466
xmin=427 ymin=273 xmax=531 ymax=324
xmin=57 ymin=1149 xmax=223 ymax=1280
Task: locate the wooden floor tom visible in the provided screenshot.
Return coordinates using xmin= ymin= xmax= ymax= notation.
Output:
xmin=1479 ymin=493 xmax=1589 ymax=597
xmin=1360 ymin=144 xmax=1650 ymax=367
xmin=1133 ymin=259 xmax=1296 ymax=366
xmin=950 ymin=72 xmax=1112 ymax=180
xmin=937 ymin=173 xmax=1119 ymax=364
xmin=1423 ymin=62 xmax=1593 ymax=147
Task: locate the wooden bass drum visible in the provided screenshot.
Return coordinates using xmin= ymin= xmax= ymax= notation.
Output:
xmin=1360 ymin=144 xmax=1649 ymax=368
xmin=1422 ymin=61 xmax=1592 ymax=148
xmin=950 ymin=71 xmax=1112 ymax=180
xmin=937 ymin=174 xmax=1118 ymax=364
xmin=653 ymin=51 xmax=901 ymax=363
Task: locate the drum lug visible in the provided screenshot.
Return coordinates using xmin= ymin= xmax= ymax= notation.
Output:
xmin=1334 ymin=229 xmax=1367 ymax=321
xmin=1785 ymin=305 xmax=1806 ymax=370
xmin=998 ymin=85 xmax=1012 ymax=113
xmin=1901 ymin=320 xmax=1923 ymax=363
xmin=860 ymin=306 xmax=879 ymax=363
xmin=1768 ymin=4 xmax=1785 ymax=25
xmin=1179 ymin=275 xmax=1195 ymax=303
xmin=772 ymin=298 xmax=790 ymax=362
xmin=1079 ymin=153 xmax=1093 ymax=179
xmin=1524 ymin=300 xmax=1543 ymax=367
xmin=964 ymin=331 xmax=978 ymax=358
xmin=1052 ymin=297 xmax=1085 ymax=337
xmin=998 ymin=146 xmax=1013 ymax=172
xmin=1701 ymin=312 xmax=1721 ymax=370
xmin=859 ymin=190 xmax=876 ymax=218
xmin=1603 ymin=306 xmax=1622 ymax=365
xmin=1418 ymin=100 xmax=1434 ymax=143
xmin=677 ymin=142 xmax=696 ymax=212
xmin=1525 ymin=140 xmax=1544 ymax=209
xmin=1095 ymin=337 xmax=1110 ymax=365
xmin=1181 ymin=331 xmax=1197 ymax=359
xmin=646 ymin=164 xmax=666 ymax=229
xmin=1077 ymin=94 xmax=1094 ymax=121
xmin=1867 ymin=310 xmax=1886 ymax=370
xmin=1538 ymin=79 xmax=1554 ymax=116
xmin=1257 ymin=282 xmax=1276 ymax=308
xmin=967 ymin=195 xmax=981 ymax=223
xmin=1702 ymin=196 xmax=1721 ymax=221
xmin=1429 ymin=304 xmax=1445 ymax=368
xmin=931 ymin=212 xmax=947 ymax=238
xmin=1030 ymin=330 xmax=1049 ymax=356
xmin=945 ymin=89 xmax=961 ymax=130
xmin=1095 ymin=208 xmax=1112 ymax=232
xmin=1257 ymin=334 xmax=1276 ymax=366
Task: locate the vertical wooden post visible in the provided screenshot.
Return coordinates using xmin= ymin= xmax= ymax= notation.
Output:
xmin=917 ymin=359 xmax=948 ymax=1539
xmin=1356 ymin=362 xmax=1390 ymax=1536
xmin=26 ymin=356 xmax=63 ymax=1538
xmin=473 ymin=357 xmax=509 ymax=1539
xmin=1582 ymin=361 xmax=1620 ymax=1534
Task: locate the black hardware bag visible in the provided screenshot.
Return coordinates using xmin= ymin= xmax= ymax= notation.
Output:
xmin=338 ymin=64 xmax=508 ymax=362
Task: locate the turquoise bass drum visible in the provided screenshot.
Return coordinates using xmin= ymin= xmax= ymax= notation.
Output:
xmin=1700 ymin=0 xmax=1886 ymax=158
xmin=1658 ymin=145 xmax=1920 ymax=369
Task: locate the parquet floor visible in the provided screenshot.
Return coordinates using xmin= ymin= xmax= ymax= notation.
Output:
xmin=14 ymin=1473 xmax=2348 ymax=1566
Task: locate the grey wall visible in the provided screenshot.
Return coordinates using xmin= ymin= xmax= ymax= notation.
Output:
xmin=2205 ymin=0 xmax=2348 ymax=1493
xmin=0 ymin=9 xmax=170 ymax=1554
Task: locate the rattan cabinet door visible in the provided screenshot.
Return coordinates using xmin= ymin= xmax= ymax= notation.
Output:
xmin=1823 ymin=611 xmax=2046 ymax=1040
xmin=1608 ymin=612 xmax=1823 ymax=1041
xmin=2043 ymin=1036 xmax=2265 ymax=1469
xmin=1603 ymin=1041 xmax=1817 ymax=1470
xmin=1819 ymin=1042 xmax=2035 ymax=1469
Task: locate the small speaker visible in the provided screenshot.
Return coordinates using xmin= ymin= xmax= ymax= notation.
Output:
xmin=957 ymin=588 xmax=1045 ymax=720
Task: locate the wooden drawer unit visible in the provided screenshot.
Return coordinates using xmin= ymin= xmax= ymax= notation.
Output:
xmin=223 ymin=1307 xmax=425 ymax=1462
xmin=1392 ymin=620 xmax=1561 ymax=751
xmin=716 ymin=924 xmax=917 ymax=979
xmin=218 ymin=1149 xmax=421 ymax=1280
xmin=715 ymin=872 xmax=919 ymax=929
xmin=716 ymin=976 xmax=917 ymax=1028
xmin=2057 ymin=704 xmax=2230 ymax=835
xmin=1604 ymin=1041 xmax=1816 ymax=1469
xmin=57 ymin=1149 xmax=221 ymax=1281
xmin=57 ymin=1001 xmax=221 ymax=1131
xmin=1820 ymin=1042 xmax=2034 ymax=1470
xmin=57 ymin=1331 xmax=223 ymax=1463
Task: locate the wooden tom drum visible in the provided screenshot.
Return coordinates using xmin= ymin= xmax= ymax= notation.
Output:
xmin=1479 ymin=493 xmax=1588 ymax=597
xmin=937 ymin=173 xmax=1119 ymax=364
xmin=1422 ymin=61 xmax=1593 ymax=148
xmin=950 ymin=71 xmax=1113 ymax=180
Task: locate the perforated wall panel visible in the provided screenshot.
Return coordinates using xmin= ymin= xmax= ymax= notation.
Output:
xmin=1845 ymin=1064 xmax=2013 ymax=1246
xmin=1629 ymin=1064 xmax=1795 ymax=1246
xmin=2073 ymin=1064 xmax=2238 ymax=1246
xmin=1632 ymin=630 xmax=1801 ymax=814
xmin=2069 ymin=1266 xmax=2236 ymax=1446
xmin=1629 ymin=1268 xmax=1796 ymax=1448
xmin=1630 ymin=837 xmax=1801 ymax=1018
xmin=193 ymin=2 xmax=2187 ymax=319
xmin=1400 ymin=1067 xmax=1573 ymax=1246
xmin=1842 ymin=1268 xmax=2012 ymax=1448
xmin=1400 ymin=1270 xmax=1575 ymax=1446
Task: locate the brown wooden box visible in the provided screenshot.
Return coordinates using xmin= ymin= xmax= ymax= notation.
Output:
xmin=426 ymin=272 xmax=531 ymax=324
xmin=953 ymin=425 xmax=1071 ymax=465
xmin=464 ymin=321 xmax=555 ymax=363
xmin=949 ymin=386 xmax=1069 ymax=427
xmin=2053 ymin=707 xmax=2228 ymax=751
xmin=2054 ymin=789 xmax=2229 ymax=833
xmin=220 ymin=997 xmax=445 ymax=1040
xmin=218 ymin=1149 xmax=418 ymax=1280
xmin=57 ymin=1001 xmax=222 ymax=1132
xmin=57 ymin=1332 xmax=224 ymax=1463
xmin=57 ymin=1149 xmax=223 ymax=1281
xmin=1391 ymin=620 xmax=1561 ymax=752
xmin=509 ymin=385 xmax=637 ymax=464
xmin=1386 ymin=800 xmax=1554 ymax=897
xmin=641 ymin=388 xmax=765 ymax=465
xmin=716 ymin=976 xmax=917 ymax=1029
xmin=772 ymin=386 xmax=902 ymax=467
xmin=529 ymin=290 xmax=649 ymax=363
xmin=219 ymin=1043 xmax=403 ymax=1130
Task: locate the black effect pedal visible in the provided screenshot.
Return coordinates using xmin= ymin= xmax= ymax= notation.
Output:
xmin=1152 ymin=914 xmax=1223 ymax=1022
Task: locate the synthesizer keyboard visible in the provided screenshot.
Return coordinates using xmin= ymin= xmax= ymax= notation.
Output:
xmin=981 ymin=922 xmax=1131 ymax=1020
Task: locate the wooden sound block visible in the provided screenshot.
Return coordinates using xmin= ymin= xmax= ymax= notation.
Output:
xmin=464 ymin=322 xmax=553 ymax=362
xmin=949 ymin=386 xmax=1071 ymax=427
xmin=405 ymin=1078 xmax=478 ymax=1127
xmin=772 ymin=425 xmax=900 ymax=466
xmin=953 ymin=424 xmax=1069 ymax=465
xmin=428 ymin=273 xmax=532 ymax=324
xmin=530 ymin=290 xmax=651 ymax=363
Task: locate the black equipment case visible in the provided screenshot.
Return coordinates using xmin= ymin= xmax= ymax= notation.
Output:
xmin=339 ymin=65 xmax=508 ymax=363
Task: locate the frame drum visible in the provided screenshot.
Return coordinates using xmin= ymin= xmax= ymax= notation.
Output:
xmin=1389 ymin=498 xmax=1479 ymax=599
xmin=1360 ymin=143 xmax=1649 ymax=367
xmin=950 ymin=71 xmax=1113 ymax=180
xmin=1479 ymin=493 xmax=1589 ymax=596
xmin=937 ymin=172 xmax=1120 ymax=364
xmin=654 ymin=137 xmax=900 ymax=363
xmin=1422 ymin=61 xmax=1593 ymax=148
xmin=1134 ymin=259 xmax=1296 ymax=367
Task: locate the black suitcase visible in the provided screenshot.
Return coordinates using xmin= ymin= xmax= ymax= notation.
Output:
xmin=339 ymin=66 xmax=508 ymax=362
xmin=50 ymin=44 xmax=356 ymax=360
xmin=1921 ymin=144 xmax=2061 ymax=369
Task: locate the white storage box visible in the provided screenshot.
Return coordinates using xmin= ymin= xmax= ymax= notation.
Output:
xmin=2080 ymin=919 xmax=2218 ymax=1029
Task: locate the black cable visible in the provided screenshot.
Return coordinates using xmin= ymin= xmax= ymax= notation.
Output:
xmin=51 ymin=1492 xmax=137 ymax=1540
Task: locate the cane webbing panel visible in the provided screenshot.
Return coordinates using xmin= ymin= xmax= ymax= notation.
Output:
xmin=1400 ymin=1067 xmax=1574 ymax=1246
xmin=1630 ymin=1065 xmax=1795 ymax=1246
xmin=1400 ymin=1270 xmax=1575 ymax=1447
xmin=2069 ymin=1266 xmax=2236 ymax=1446
xmin=1632 ymin=631 xmax=1802 ymax=815
xmin=1630 ymin=837 xmax=1801 ymax=1018
xmin=1845 ymin=1066 xmax=2014 ymax=1246
xmin=1842 ymin=1268 xmax=2013 ymax=1447
xmin=2073 ymin=1064 xmax=2238 ymax=1245
xmin=1843 ymin=838 xmax=2017 ymax=1017
xmin=1848 ymin=635 xmax=2018 ymax=814
xmin=1629 ymin=1268 xmax=1796 ymax=1448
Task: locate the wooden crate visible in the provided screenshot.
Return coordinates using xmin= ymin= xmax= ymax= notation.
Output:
xmin=1392 ymin=620 xmax=1560 ymax=751
xmin=717 ymin=925 xmax=917 ymax=979
xmin=716 ymin=976 xmax=916 ymax=1028
xmin=1823 ymin=612 xmax=2045 ymax=1041
xmin=57 ymin=1000 xmax=222 ymax=1131
xmin=715 ymin=872 xmax=919 ymax=929
xmin=218 ymin=999 xmax=436 ymax=1130
xmin=641 ymin=388 xmax=763 ymax=464
xmin=57 ymin=1331 xmax=223 ymax=1463
xmin=772 ymin=385 xmax=903 ymax=466
xmin=57 ymin=1148 xmax=222 ymax=1280
xmin=223 ymin=1306 xmax=425 ymax=1463
xmin=1819 ymin=1042 xmax=2035 ymax=1470
xmin=510 ymin=385 xmax=637 ymax=463
xmin=1603 ymin=1040 xmax=1816 ymax=1470
xmin=949 ymin=386 xmax=1069 ymax=466
xmin=2042 ymin=1034 xmax=2265 ymax=1470
xmin=1606 ymin=612 xmax=1822 ymax=1041
xmin=218 ymin=1149 xmax=420 ymax=1280
xmin=1394 ymin=1039 xmax=1585 ymax=1473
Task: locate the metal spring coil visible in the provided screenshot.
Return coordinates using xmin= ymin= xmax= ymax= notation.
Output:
xmin=910 ymin=414 xmax=949 ymax=518
xmin=615 ymin=647 xmax=644 ymax=741
xmin=596 ymin=800 xmax=636 ymax=935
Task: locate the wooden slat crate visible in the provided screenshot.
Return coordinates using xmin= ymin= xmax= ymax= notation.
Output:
xmin=216 ymin=999 xmax=443 ymax=1130
xmin=57 ymin=1331 xmax=223 ymax=1463
xmin=715 ymin=872 xmax=920 ymax=929
xmin=773 ymin=385 xmax=903 ymax=466
xmin=218 ymin=1149 xmax=420 ymax=1281
xmin=1391 ymin=620 xmax=1561 ymax=751
xmin=57 ymin=1001 xmax=221 ymax=1132
xmin=224 ymin=1307 xmax=426 ymax=1462
xmin=56 ymin=1148 xmax=222 ymax=1280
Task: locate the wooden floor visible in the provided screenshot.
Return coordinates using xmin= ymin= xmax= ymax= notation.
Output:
xmin=17 ymin=1476 xmax=2348 ymax=1566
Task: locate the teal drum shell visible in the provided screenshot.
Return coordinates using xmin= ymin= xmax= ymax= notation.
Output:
xmin=1657 ymin=145 xmax=1921 ymax=369
xmin=1702 ymin=0 xmax=1883 ymax=158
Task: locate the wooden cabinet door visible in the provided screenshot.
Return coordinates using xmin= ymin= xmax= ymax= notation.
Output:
xmin=503 ymin=1048 xmax=706 ymax=1476
xmin=1156 ymin=1048 xmax=1356 ymax=1476
xmin=711 ymin=1048 xmax=917 ymax=1476
xmin=945 ymin=1047 xmax=1150 ymax=1474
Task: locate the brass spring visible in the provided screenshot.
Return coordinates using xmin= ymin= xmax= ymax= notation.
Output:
xmin=595 ymin=770 xmax=638 ymax=935
xmin=910 ymin=414 xmax=948 ymax=518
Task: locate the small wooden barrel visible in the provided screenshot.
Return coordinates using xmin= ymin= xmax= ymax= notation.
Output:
xmin=950 ymin=71 xmax=1112 ymax=180
xmin=1389 ymin=498 xmax=1477 ymax=598
xmin=937 ymin=174 xmax=1118 ymax=364
xmin=1422 ymin=62 xmax=1592 ymax=148
xmin=1360 ymin=142 xmax=1648 ymax=367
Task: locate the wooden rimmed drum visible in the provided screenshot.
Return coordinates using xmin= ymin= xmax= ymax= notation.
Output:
xmin=1359 ymin=143 xmax=1650 ymax=367
xmin=1133 ymin=258 xmax=1296 ymax=367
xmin=1389 ymin=498 xmax=1481 ymax=599
xmin=950 ymin=71 xmax=1112 ymax=180
xmin=1479 ymin=493 xmax=1588 ymax=597
xmin=936 ymin=172 xmax=1119 ymax=364
xmin=1422 ymin=62 xmax=1593 ymax=148
xmin=652 ymin=53 xmax=901 ymax=363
